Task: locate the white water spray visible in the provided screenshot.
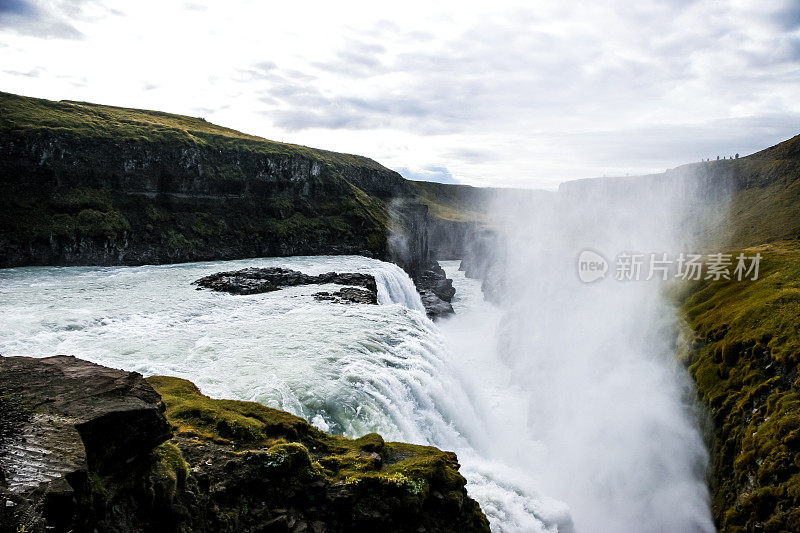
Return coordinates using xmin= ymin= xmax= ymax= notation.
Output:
xmin=468 ymin=174 xmax=722 ymax=532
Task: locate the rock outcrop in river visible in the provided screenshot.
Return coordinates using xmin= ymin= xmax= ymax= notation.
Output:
xmin=0 ymin=355 xmax=490 ymax=533
xmin=193 ymin=265 xmax=458 ymax=317
xmin=193 ymin=266 xmax=378 ymax=302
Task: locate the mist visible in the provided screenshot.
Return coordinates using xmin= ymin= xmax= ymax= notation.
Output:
xmin=448 ymin=170 xmax=731 ymax=532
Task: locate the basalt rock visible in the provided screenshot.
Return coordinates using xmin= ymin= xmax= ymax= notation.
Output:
xmin=193 ymin=267 xmax=378 ymax=301
xmin=459 ymin=229 xmax=504 ymax=304
xmin=314 ymin=287 xmax=378 ymax=305
xmin=419 ymin=261 xmax=456 ymax=302
xmin=414 ymin=261 xmax=455 ymax=319
xmin=418 ymin=290 xmax=454 ymax=319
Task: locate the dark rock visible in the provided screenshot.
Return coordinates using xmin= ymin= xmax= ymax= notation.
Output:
xmin=0 ymin=357 xmax=491 ymax=532
xmin=428 ymin=219 xmax=483 ymax=260
xmin=0 ymin=355 xmax=170 ymax=532
xmin=388 ymin=202 xmax=430 ymax=280
xmin=459 ymin=229 xmax=504 ymax=304
xmin=314 ymin=287 xmax=377 ymax=305
xmin=413 ymin=261 xmax=455 ymax=319
xmin=419 ymin=290 xmax=455 ymax=319
xmin=418 ymin=262 xmax=456 ymax=302
xmin=194 ymin=267 xmax=378 ymax=303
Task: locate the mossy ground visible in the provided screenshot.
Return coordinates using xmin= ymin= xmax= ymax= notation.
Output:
xmin=410 ymin=181 xmax=488 ymax=222
xmin=146 ymin=375 xmax=475 ymax=501
xmin=677 ymin=241 xmax=800 ymax=532
xmin=75 ymin=376 xmax=489 ymax=531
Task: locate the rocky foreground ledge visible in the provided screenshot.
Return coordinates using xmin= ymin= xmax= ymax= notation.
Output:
xmin=0 ymin=355 xmax=489 ymax=532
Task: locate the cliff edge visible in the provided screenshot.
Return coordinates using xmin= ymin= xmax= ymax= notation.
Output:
xmin=0 ymin=355 xmax=489 ymax=532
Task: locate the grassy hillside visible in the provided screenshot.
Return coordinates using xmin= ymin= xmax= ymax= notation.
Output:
xmin=0 ymin=91 xmax=390 ymax=170
xmin=678 ymin=242 xmax=800 ymax=531
xmin=411 ymin=181 xmax=491 ymax=222
xmin=709 ymin=135 xmax=800 ymax=248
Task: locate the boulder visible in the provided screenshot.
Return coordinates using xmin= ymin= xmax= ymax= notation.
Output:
xmin=0 ymin=355 xmax=170 ymax=531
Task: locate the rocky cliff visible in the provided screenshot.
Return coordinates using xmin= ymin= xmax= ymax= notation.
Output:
xmin=0 ymin=91 xmax=477 ymax=315
xmin=0 ymin=355 xmax=490 ymax=533
xmin=0 ymin=91 xmax=413 ymax=268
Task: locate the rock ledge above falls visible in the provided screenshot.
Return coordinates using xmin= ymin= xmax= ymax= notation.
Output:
xmin=193 ymin=263 xmax=458 ymax=319
xmin=0 ymin=355 xmax=490 ymax=533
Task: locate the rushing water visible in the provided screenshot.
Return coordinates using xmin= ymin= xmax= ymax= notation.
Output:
xmin=0 ymin=255 xmax=570 ymax=532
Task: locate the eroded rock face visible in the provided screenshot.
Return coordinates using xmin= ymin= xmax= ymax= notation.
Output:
xmin=415 ymin=262 xmax=455 ymax=319
xmin=0 ymin=355 xmax=170 ymax=532
xmin=193 ymin=267 xmax=378 ymax=302
xmin=459 ymin=230 xmax=504 ymax=304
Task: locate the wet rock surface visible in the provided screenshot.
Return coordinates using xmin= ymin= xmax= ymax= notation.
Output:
xmin=193 ymin=267 xmax=378 ymax=304
xmin=313 ymin=287 xmax=377 ymax=305
xmin=459 ymin=229 xmax=504 ymax=304
xmin=0 ymin=355 xmax=170 ymax=533
xmin=415 ymin=261 xmax=455 ymax=319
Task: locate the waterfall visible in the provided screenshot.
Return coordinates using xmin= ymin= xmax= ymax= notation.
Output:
xmin=0 ymin=235 xmax=717 ymax=532
xmin=369 ymin=261 xmax=426 ymax=312
xmin=0 ymin=255 xmax=566 ymax=531
xmin=475 ymin=174 xmax=719 ymax=532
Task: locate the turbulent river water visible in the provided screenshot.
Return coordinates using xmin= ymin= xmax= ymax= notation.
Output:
xmin=0 ymin=256 xmax=570 ymax=532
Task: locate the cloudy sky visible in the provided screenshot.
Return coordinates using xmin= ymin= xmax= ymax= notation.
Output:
xmin=1 ymin=0 xmax=799 ymax=188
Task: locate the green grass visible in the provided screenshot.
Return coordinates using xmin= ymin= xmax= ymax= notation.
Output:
xmin=0 ymin=91 xmax=388 ymax=170
xmin=724 ymin=173 xmax=800 ymax=248
xmin=677 ymin=242 xmax=800 ymax=531
xmin=410 ymin=181 xmax=489 ymax=222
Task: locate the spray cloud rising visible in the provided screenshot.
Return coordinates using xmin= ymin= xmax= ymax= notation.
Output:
xmin=456 ymin=171 xmax=731 ymax=532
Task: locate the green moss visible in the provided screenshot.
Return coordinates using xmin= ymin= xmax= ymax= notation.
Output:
xmin=150 ymin=442 xmax=189 ymax=500
xmin=678 ymin=241 xmax=800 ymax=531
xmin=681 ymin=242 xmax=800 ymax=366
xmin=146 ymin=376 xmax=473 ymax=500
xmin=53 ymin=187 xmax=114 ymax=213
xmin=145 ymin=204 xmax=167 ymax=222
xmin=75 ymin=209 xmax=130 ymax=237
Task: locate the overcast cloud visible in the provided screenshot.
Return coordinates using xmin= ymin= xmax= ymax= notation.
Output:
xmin=1 ymin=0 xmax=798 ymax=188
